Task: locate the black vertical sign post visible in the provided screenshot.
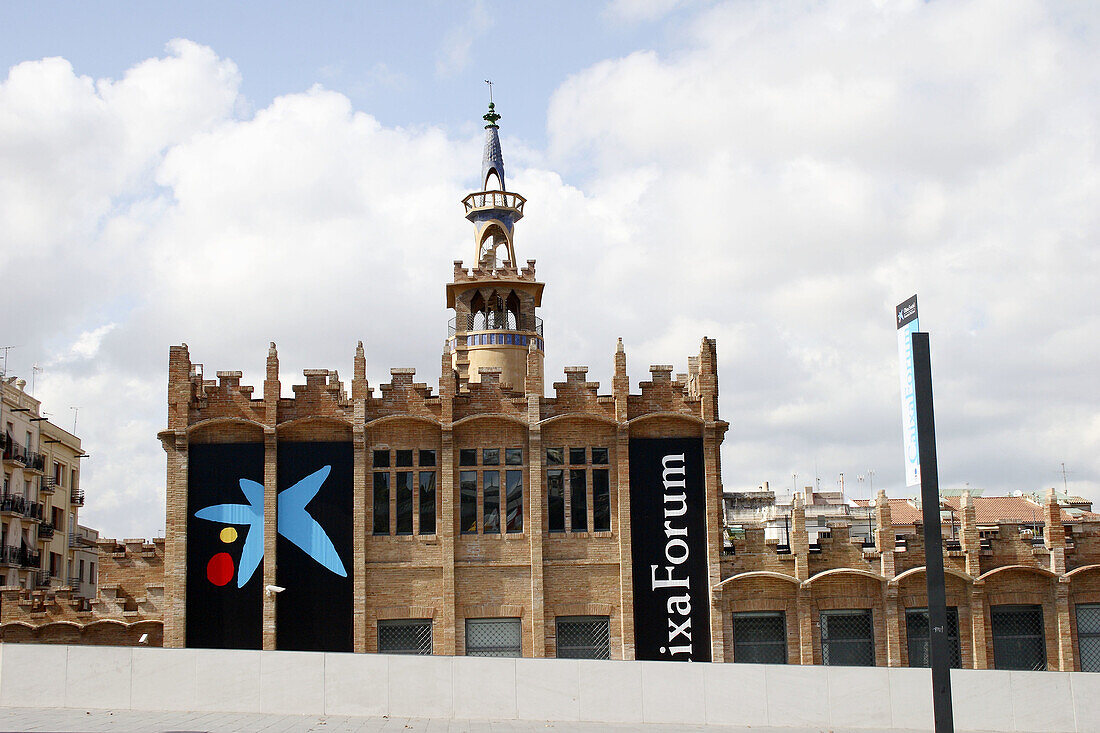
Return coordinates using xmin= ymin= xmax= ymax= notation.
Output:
xmin=912 ymin=332 xmax=955 ymax=733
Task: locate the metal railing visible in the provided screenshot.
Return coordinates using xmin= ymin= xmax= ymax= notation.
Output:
xmin=38 ymin=523 xmax=54 ymax=540
xmin=462 ymin=190 xmax=526 ymax=215
xmin=448 ymin=314 xmax=543 ymax=338
xmin=0 ymin=493 xmax=29 ymax=515
xmin=68 ymin=576 xmax=81 ymax=588
xmin=24 ymin=502 xmax=43 ymax=521
xmin=35 ymin=570 xmax=51 ymax=588
xmin=71 ymin=489 xmax=85 ymax=506
xmin=40 ymin=477 xmax=59 ymax=493
xmin=1 ymin=439 xmax=44 ymax=471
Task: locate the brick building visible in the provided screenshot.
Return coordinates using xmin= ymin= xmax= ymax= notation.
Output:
xmin=159 ymin=103 xmax=728 ymax=660
xmin=719 ymin=488 xmax=1100 ymax=672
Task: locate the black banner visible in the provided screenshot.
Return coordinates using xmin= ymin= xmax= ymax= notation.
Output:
xmin=629 ymin=437 xmax=711 ymax=661
xmin=275 ymin=441 xmax=353 ymax=652
xmin=186 ymin=442 xmax=264 ymax=649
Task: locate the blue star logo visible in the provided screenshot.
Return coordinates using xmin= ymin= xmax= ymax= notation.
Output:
xmin=194 ymin=465 xmax=347 ymax=588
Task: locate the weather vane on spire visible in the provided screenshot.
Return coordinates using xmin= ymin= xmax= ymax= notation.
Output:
xmin=482 ymin=79 xmax=500 ymax=128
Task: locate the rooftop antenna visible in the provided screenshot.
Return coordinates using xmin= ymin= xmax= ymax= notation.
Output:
xmin=484 ymin=79 xmax=494 ymax=104
xmin=1059 ymin=462 xmax=1071 ymax=494
xmin=31 ymin=363 xmax=41 ymax=395
xmin=70 ymin=406 xmax=80 ymax=433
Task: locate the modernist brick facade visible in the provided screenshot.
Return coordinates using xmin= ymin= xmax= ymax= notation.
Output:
xmin=158 ymin=104 xmax=729 ymax=658
xmin=720 ymin=488 xmax=1100 ymax=671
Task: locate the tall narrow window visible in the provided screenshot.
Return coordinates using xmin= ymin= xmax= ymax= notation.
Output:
xmin=548 ymin=469 xmax=565 ymax=532
xmin=505 ymin=470 xmax=523 ymax=533
xmin=395 ymin=471 xmax=414 ymax=535
xmin=483 ymin=471 xmax=501 ymax=534
xmin=592 ymin=469 xmax=610 ymax=532
xmin=906 ymin=607 xmax=961 ymax=668
xmin=419 ymin=471 xmax=436 ymax=535
xmin=570 ymin=469 xmax=587 ymax=532
xmin=460 ymin=471 xmax=478 ymax=534
xmin=732 ymin=611 xmax=788 ymax=664
xmin=1077 ymin=604 xmax=1100 ymax=673
xmin=820 ymin=609 xmax=875 ymax=666
xmin=372 ymin=473 xmax=390 ymax=535
xmin=991 ymin=604 xmax=1046 ymax=670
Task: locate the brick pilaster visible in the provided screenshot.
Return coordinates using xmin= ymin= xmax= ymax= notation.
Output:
xmin=969 ymin=587 xmax=988 ymax=668
xmin=874 ymin=489 xmax=895 ymax=578
xmin=797 ymin=587 xmax=814 ymax=664
xmin=960 ymin=490 xmax=981 ymax=576
xmin=1056 ymin=580 xmax=1074 ymax=671
xmin=440 ymin=350 xmax=457 ymax=655
xmin=616 ymin=427 xmax=634 ymax=660
xmin=262 ymin=428 xmax=277 ymax=650
xmin=352 ymin=421 xmax=367 ymax=652
xmin=1044 ymin=488 xmax=1067 ymax=574
xmin=792 ymin=494 xmax=809 ymax=581
xmin=162 ymin=432 xmax=187 ymax=648
xmin=885 ymin=586 xmax=902 ymax=666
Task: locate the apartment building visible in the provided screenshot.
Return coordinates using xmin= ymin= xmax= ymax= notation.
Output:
xmin=1 ymin=375 xmax=90 ymax=595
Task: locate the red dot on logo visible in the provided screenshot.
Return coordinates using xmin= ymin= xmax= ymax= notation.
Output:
xmin=206 ymin=552 xmax=235 ymax=586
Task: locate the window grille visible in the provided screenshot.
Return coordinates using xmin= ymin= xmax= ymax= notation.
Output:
xmin=820 ymin=609 xmax=875 ymax=666
xmin=1077 ymin=604 xmax=1100 ymax=673
xmin=905 ymin=607 xmax=961 ymax=668
xmin=556 ymin=616 xmax=610 ymax=659
xmin=991 ymin=605 xmax=1046 ymax=670
xmin=465 ymin=618 xmax=522 ymax=657
xmin=732 ymin=611 xmax=788 ymax=664
xmin=378 ymin=619 xmax=432 ymax=655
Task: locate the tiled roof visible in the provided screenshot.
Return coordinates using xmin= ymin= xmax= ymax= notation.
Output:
xmin=853 ymin=496 xmax=1100 ymax=525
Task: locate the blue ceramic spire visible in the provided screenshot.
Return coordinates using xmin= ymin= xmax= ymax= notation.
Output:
xmin=481 ymin=102 xmax=505 ymax=191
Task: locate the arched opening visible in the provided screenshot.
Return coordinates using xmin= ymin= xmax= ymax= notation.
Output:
xmin=484 ymin=167 xmax=502 ymax=191
xmin=478 ymin=224 xmax=511 ymax=268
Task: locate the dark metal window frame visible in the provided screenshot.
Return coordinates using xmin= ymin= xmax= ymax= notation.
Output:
xmin=732 ymin=611 xmax=788 ymax=664
xmin=1076 ymin=603 xmax=1100 ymax=673
xmin=991 ymin=604 xmax=1047 ymax=671
xmin=465 ymin=617 xmax=522 ymax=657
xmin=378 ymin=618 xmax=432 ymax=655
xmin=556 ymin=615 xmax=611 ymax=659
xmin=905 ymin=606 xmax=962 ymax=668
xmin=820 ymin=609 xmax=875 ymax=667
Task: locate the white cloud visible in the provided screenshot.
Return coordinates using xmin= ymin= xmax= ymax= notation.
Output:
xmin=4 ymin=0 xmax=1100 ymax=539
xmin=605 ymin=0 xmax=697 ymax=24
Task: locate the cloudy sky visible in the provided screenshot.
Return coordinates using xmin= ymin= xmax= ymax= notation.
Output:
xmin=1 ymin=0 xmax=1097 ymax=539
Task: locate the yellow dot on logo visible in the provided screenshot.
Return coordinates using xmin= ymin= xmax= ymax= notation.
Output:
xmin=219 ymin=527 xmax=238 ymax=544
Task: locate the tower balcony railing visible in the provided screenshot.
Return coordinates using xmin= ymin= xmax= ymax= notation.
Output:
xmin=448 ymin=314 xmax=543 ymax=339
xmin=71 ymin=489 xmax=85 ymax=507
xmin=462 ymin=190 xmax=526 ymax=216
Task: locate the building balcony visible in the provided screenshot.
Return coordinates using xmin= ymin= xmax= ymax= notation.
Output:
xmin=23 ymin=503 xmax=43 ymax=522
xmin=36 ymin=571 xmax=51 ymax=588
xmin=40 ymin=477 xmax=59 ymax=493
xmin=71 ymin=489 xmax=85 ymax=506
xmin=38 ymin=523 xmax=54 ymax=541
xmin=67 ymin=575 xmax=81 ymax=588
xmin=448 ymin=314 xmax=543 ymax=338
xmin=0 ymin=545 xmax=20 ymax=566
xmin=19 ymin=547 xmax=40 ymax=568
xmin=462 ymin=190 xmax=526 ymax=218
xmin=0 ymin=493 xmax=29 ymax=516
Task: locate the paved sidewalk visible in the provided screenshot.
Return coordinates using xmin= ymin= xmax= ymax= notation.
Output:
xmin=0 ymin=708 xmax=924 ymax=733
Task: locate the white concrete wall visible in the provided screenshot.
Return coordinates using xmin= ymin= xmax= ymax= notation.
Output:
xmin=0 ymin=643 xmax=1097 ymax=731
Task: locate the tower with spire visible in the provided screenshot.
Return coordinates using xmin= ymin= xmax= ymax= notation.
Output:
xmin=446 ymin=101 xmax=545 ymax=392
